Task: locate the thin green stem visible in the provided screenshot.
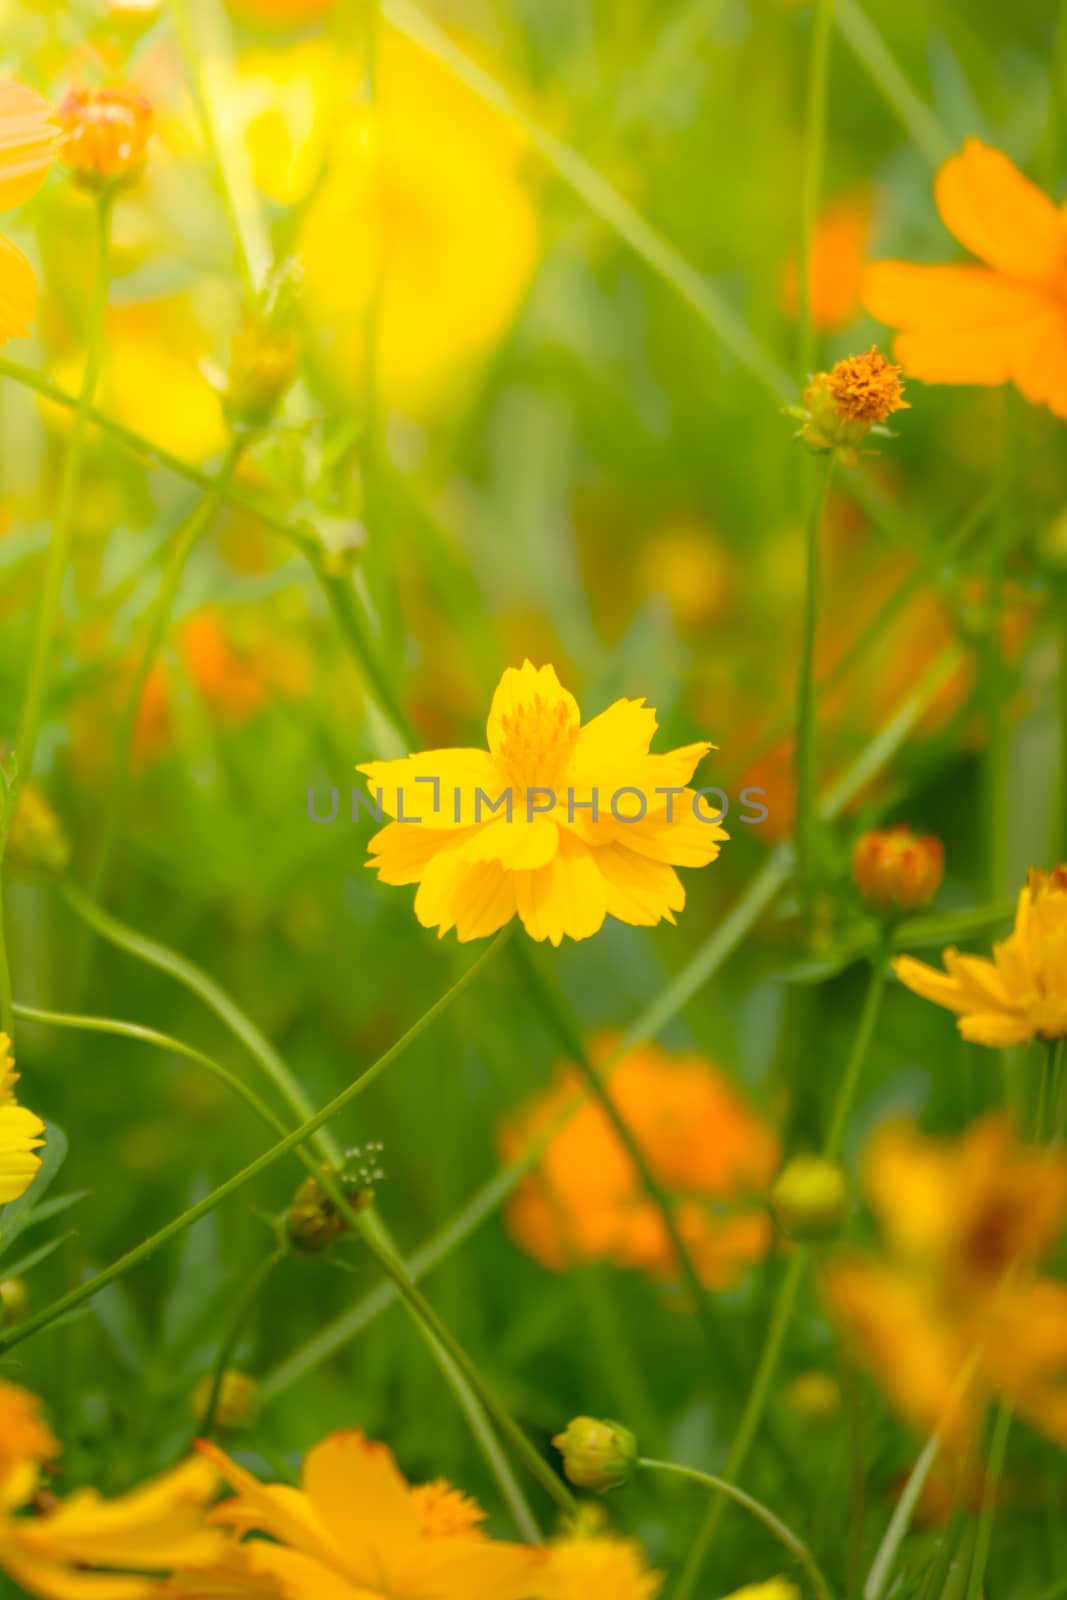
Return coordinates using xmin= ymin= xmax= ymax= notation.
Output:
xmin=833 ymin=0 xmax=954 ymax=168
xmin=798 ymin=0 xmax=836 ymax=379
xmin=0 ymin=930 xmax=507 ymax=1353
xmin=864 ymin=1432 xmax=942 ymax=1600
xmin=675 ymin=1250 xmax=808 ymax=1600
xmin=641 ymin=1457 xmax=833 ymax=1600
xmin=198 ymin=1251 xmax=282 ymax=1439
xmin=965 ymin=1403 xmax=1013 ymax=1600
xmin=824 ymin=941 xmax=889 ymax=1159
xmin=79 ymin=435 xmax=245 ymax=934
xmin=795 ymin=457 xmax=836 ymax=934
xmin=13 ymin=193 xmax=113 ymax=799
xmin=0 ymin=878 xmax=12 ymax=1039
xmin=1054 ymin=593 xmax=1067 ymax=863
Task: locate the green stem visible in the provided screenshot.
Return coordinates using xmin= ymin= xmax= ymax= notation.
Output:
xmin=0 ymin=879 xmax=12 ymax=1039
xmin=80 ymin=435 xmax=245 ymax=926
xmin=198 ymin=1251 xmax=282 ymax=1439
xmin=510 ymin=942 xmax=745 ymax=1388
xmin=0 ymin=930 xmax=507 ymax=1353
xmin=1054 ymin=594 xmax=1067 ymax=864
xmin=795 ymin=457 xmax=835 ymax=935
xmin=823 ymin=940 xmax=889 ymax=1159
xmin=864 ymin=1432 xmax=942 ymax=1600
xmin=674 ymin=1249 xmax=808 ymax=1600
xmin=641 ymin=1457 xmax=833 ymax=1600
xmin=798 ymin=0 xmax=836 ymax=379
xmin=965 ymin=1404 xmax=1013 ymax=1600
xmin=13 ymin=193 xmax=113 ymax=799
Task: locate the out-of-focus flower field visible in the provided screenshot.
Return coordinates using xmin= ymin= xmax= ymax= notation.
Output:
xmin=1 ymin=0 xmax=1067 ymax=1595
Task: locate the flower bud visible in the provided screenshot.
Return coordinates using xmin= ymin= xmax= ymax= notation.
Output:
xmin=225 ymin=320 xmax=302 ymax=430
xmin=6 ymin=783 xmax=71 ymax=876
xmin=0 ymin=1278 xmax=30 ymax=1328
xmin=771 ymin=1156 xmax=848 ymax=1241
xmin=791 ymin=347 xmax=908 ymax=468
xmin=191 ymin=1370 xmax=261 ymax=1433
xmin=58 ymin=87 xmax=154 ymax=190
xmin=785 ymin=1369 xmax=841 ymax=1420
xmin=552 ymin=1416 xmax=637 ymax=1493
xmin=719 ymin=1583 xmax=800 ymax=1600
xmin=284 ymin=1145 xmax=383 ymax=1254
xmin=852 ymin=827 xmax=943 ymax=915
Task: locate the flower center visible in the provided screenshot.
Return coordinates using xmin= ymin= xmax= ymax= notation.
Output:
xmin=494 ymin=695 xmax=579 ymax=793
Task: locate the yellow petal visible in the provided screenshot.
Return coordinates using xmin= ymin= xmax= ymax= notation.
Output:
xmin=514 ymin=833 xmax=608 ymax=945
xmin=20 ymin=1459 xmax=223 ymax=1570
xmin=934 ymin=139 xmax=1067 ymax=285
xmin=303 ymin=1432 xmax=419 ymax=1587
xmin=0 ymin=80 xmax=59 ymax=212
xmin=594 ymin=844 xmax=685 ymax=928
xmin=0 ymin=230 xmax=39 ymax=345
xmin=358 ymin=750 xmax=504 ymax=827
xmin=891 ymin=953 xmax=969 ymax=1014
xmin=487 ymin=661 xmax=579 ymax=762
xmin=0 ymin=1104 xmax=45 ymax=1203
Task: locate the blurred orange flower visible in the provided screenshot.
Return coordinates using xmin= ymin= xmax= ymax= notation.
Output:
xmin=865 ymin=140 xmax=1067 ymax=418
xmin=823 ymin=1113 xmax=1067 ymax=1454
xmin=0 ymin=79 xmax=60 ymax=345
xmin=500 ymin=1033 xmax=779 ymax=1287
xmin=781 ymin=189 xmax=873 ymax=333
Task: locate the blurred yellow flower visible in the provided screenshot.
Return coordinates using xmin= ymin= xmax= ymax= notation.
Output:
xmin=0 ymin=1034 xmax=45 ymax=1205
xmin=0 ymin=79 xmax=60 ymax=345
xmin=823 ymin=1113 xmax=1067 ymax=1453
xmin=720 ymin=1584 xmax=799 ymax=1600
xmin=894 ymin=865 xmax=1067 ymax=1045
xmin=241 ymin=33 xmax=539 ymax=412
xmin=528 ymin=1523 xmax=662 ymax=1600
xmin=196 ymin=1430 xmax=538 ymax=1600
xmin=361 ymin=661 xmax=727 ymax=944
xmin=500 ymin=1033 xmax=778 ymax=1284
xmin=0 ymin=1381 xmax=222 ymax=1598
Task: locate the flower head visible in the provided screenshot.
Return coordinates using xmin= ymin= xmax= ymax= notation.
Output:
xmin=865 ymin=140 xmax=1067 ymax=419
xmin=0 ymin=1034 xmax=45 ymax=1205
xmin=500 ymin=1034 xmax=778 ymax=1286
xmin=529 ymin=1516 xmax=662 ymax=1600
xmin=893 ymin=866 xmax=1067 ymax=1046
xmin=822 ymin=1113 xmax=1067 ymax=1453
xmin=770 ymin=1155 xmax=848 ymax=1240
xmin=0 ymin=1382 xmax=223 ymax=1594
xmin=0 ymin=79 xmax=61 ymax=346
xmin=794 ymin=348 xmax=908 ymax=466
xmin=360 ymin=661 xmax=727 ymax=944
xmin=58 ymin=86 xmax=154 ymax=188
xmin=197 ymin=1430 xmax=537 ymax=1600
xmin=852 ymin=826 xmax=944 ymax=914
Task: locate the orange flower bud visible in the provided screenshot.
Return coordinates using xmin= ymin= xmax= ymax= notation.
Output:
xmin=57 ymin=87 xmax=153 ymax=189
xmin=852 ymin=826 xmax=944 ymax=915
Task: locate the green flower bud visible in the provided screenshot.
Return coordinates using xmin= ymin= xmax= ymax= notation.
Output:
xmin=553 ymin=1416 xmax=638 ymax=1493
xmin=771 ymin=1156 xmax=848 ymax=1241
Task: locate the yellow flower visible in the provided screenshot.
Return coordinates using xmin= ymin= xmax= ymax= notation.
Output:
xmin=196 ymin=1431 xmax=538 ymax=1600
xmin=822 ymin=1113 xmax=1067 ymax=1454
xmin=720 ymin=1584 xmax=799 ymax=1600
xmin=893 ymin=865 xmax=1067 ymax=1046
xmin=528 ymin=1520 xmax=662 ymax=1600
xmin=0 ymin=1382 xmax=223 ymax=1598
xmin=240 ymin=33 xmax=539 ymax=413
xmin=360 ymin=661 xmax=727 ymax=944
xmin=0 ymin=1033 xmax=46 ymax=1205
xmin=0 ymin=79 xmax=61 ymax=346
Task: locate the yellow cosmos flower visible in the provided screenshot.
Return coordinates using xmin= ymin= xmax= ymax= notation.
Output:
xmin=0 ymin=1033 xmax=46 ymax=1205
xmin=195 ymin=1431 xmax=538 ymax=1600
xmin=360 ymin=661 xmax=727 ymax=944
xmin=0 ymin=1382 xmax=223 ymax=1598
xmin=240 ymin=33 xmax=539 ymax=413
xmin=0 ymin=79 xmax=61 ymax=346
xmin=893 ymin=865 xmax=1067 ymax=1046
xmin=822 ymin=1113 xmax=1067 ymax=1455
xmin=528 ymin=1524 xmax=662 ymax=1600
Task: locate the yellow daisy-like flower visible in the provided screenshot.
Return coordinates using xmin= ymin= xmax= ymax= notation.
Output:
xmin=0 ymin=79 xmax=60 ymax=346
xmin=528 ymin=1520 xmax=662 ymax=1600
xmin=359 ymin=662 xmax=727 ymax=944
xmin=0 ymin=1034 xmax=45 ymax=1205
xmin=893 ymin=865 xmax=1067 ymax=1046
xmin=195 ymin=1430 xmax=538 ymax=1600
xmin=0 ymin=1382 xmax=223 ymax=1598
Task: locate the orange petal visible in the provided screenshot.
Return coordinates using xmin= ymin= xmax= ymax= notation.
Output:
xmin=0 ymin=230 xmax=38 ymax=345
xmin=864 ymin=261 xmax=1053 ymax=332
xmin=0 ymin=79 xmax=59 ymax=211
xmin=934 ymin=139 xmax=1066 ymax=284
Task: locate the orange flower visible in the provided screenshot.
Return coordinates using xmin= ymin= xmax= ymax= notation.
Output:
xmin=780 ymin=189 xmax=873 ymax=332
xmin=57 ymin=86 xmax=154 ymax=187
xmin=0 ymin=79 xmax=60 ymax=345
xmin=499 ymin=1034 xmax=779 ymax=1287
xmin=865 ymin=140 xmax=1067 ymax=418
